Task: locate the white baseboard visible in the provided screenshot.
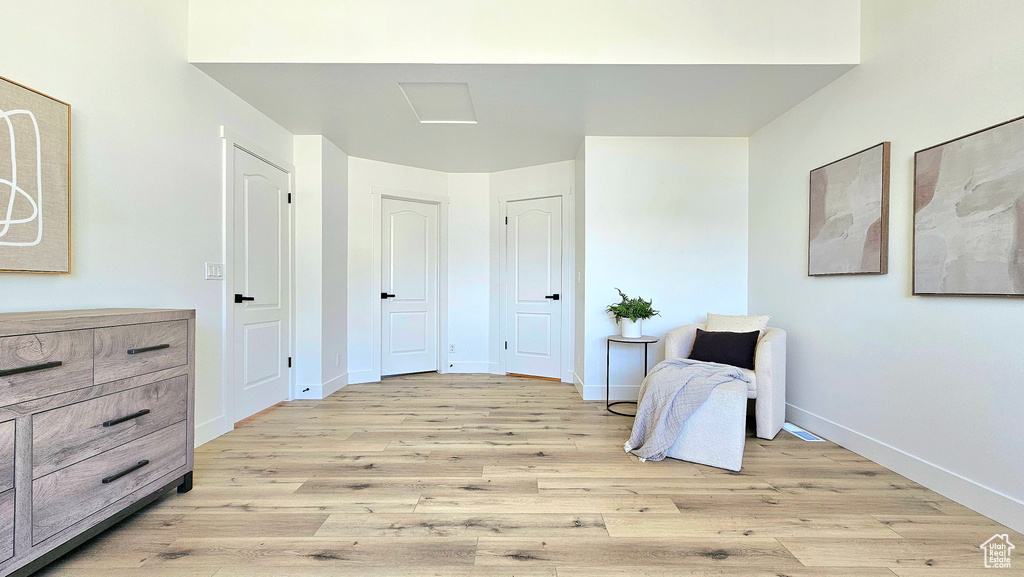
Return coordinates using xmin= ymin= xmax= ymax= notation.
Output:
xmin=488 ymin=362 xmax=502 ymax=375
xmin=573 ymin=371 xmax=585 ymax=398
xmin=347 ymin=368 xmax=379 ymax=385
xmin=195 ymin=414 xmax=230 ymax=447
xmin=787 ymin=403 xmax=1024 ymax=533
xmin=322 ymin=372 xmax=348 ymax=397
xmin=449 ymin=362 xmax=492 ymax=373
xmin=294 ymin=372 xmax=349 ymax=400
xmin=582 ymin=384 xmax=638 ymax=402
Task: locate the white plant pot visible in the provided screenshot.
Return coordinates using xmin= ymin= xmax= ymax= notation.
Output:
xmin=620 ymin=318 xmax=642 ymax=338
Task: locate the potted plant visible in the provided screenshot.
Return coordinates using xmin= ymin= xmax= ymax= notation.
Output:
xmin=606 ymin=288 xmax=659 ymax=338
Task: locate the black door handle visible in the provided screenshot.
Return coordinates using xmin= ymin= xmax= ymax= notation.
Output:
xmin=381 ymin=293 xmax=396 ymax=299
xmin=234 ymin=294 xmax=255 ymax=304
xmin=545 ymin=294 xmax=560 ymax=300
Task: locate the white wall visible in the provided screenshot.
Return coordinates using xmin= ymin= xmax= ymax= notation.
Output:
xmin=347 ymin=157 xmax=450 ymax=384
xmin=293 ymin=136 xmax=326 ymax=392
xmin=0 ymin=0 xmax=293 ymax=445
xmin=583 ymin=137 xmax=749 ymax=401
xmin=748 ymin=0 xmax=1024 ymax=532
xmin=447 ymin=173 xmax=492 ymax=373
xmin=294 ymin=136 xmax=348 ymax=399
xmin=321 ymin=139 xmax=349 ymax=388
xmin=573 ymin=141 xmax=587 ymax=392
xmin=489 ymin=161 xmax=577 ymax=381
xmin=189 ymin=0 xmax=860 ymax=66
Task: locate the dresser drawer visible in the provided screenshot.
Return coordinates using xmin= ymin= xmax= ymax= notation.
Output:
xmin=32 ymin=421 xmax=186 ymax=544
xmin=0 ymin=329 xmax=94 ymax=407
xmin=0 ymin=419 xmax=13 ymax=493
xmin=93 ymin=321 xmax=188 ymax=384
xmin=0 ymin=420 xmax=12 ymax=562
xmin=32 ymin=376 xmax=188 ymax=478
xmin=0 ymin=489 xmax=13 ymax=562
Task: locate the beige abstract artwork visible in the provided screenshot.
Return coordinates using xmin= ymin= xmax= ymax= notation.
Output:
xmin=808 ymin=142 xmax=890 ymax=276
xmin=0 ymin=77 xmax=70 ymax=273
xmin=915 ymin=116 xmax=1024 ymax=296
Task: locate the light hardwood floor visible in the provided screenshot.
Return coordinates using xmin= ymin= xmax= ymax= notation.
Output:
xmin=37 ymin=373 xmax=1022 ymax=576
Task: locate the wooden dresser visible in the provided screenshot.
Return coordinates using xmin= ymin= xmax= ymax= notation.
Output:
xmin=0 ymin=309 xmax=195 ymax=577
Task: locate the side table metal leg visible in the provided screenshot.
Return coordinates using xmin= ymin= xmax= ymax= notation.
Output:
xmin=606 ymin=339 xmax=611 ymax=411
xmin=644 ymin=342 xmax=649 ymax=376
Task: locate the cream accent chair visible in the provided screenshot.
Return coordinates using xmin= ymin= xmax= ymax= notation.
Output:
xmin=664 ymin=324 xmax=787 ymax=440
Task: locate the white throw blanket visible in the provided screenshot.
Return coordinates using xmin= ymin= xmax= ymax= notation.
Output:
xmin=624 ymin=359 xmax=750 ymax=462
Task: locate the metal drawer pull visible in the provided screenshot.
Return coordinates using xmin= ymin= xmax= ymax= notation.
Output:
xmin=103 ymin=409 xmax=151 ymax=428
xmin=101 ymin=460 xmax=150 ymax=484
xmin=127 ymin=344 xmax=170 ymax=355
xmin=0 ymin=360 xmax=63 ymax=377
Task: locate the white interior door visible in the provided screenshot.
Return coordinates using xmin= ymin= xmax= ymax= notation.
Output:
xmin=232 ymin=147 xmax=291 ymax=421
xmin=381 ymin=198 xmax=439 ymax=376
xmin=505 ymin=196 xmax=562 ymax=379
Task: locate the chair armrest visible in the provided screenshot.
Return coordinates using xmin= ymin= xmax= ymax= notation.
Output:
xmin=753 ymin=327 xmax=787 ymax=438
xmin=754 ymin=328 xmax=786 ymax=387
xmin=664 ymin=324 xmax=706 ymax=360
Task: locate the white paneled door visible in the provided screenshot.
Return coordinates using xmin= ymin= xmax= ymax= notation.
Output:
xmin=505 ymin=197 xmax=562 ymax=379
xmin=232 ymin=148 xmax=292 ymax=421
xmin=381 ymin=198 xmax=439 ymax=376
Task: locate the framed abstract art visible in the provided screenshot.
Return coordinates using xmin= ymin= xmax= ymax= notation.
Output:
xmin=0 ymin=76 xmax=70 ymax=273
xmin=808 ymin=142 xmax=890 ymax=276
xmin=914 ymin=115 xmax=1024 ymax=296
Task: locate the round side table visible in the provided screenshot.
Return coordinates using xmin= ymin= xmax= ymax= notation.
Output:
xmin=606 ymin=334 xmax=659 ymax=417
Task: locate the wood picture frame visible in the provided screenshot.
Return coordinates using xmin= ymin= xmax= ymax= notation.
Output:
xmin=808 ymin=142 xmax=890 ymax=276
xmin=913 ymin=115 xmax=1024 ymax=296
xmin=0 ymin=76 xmax=71 ymax=274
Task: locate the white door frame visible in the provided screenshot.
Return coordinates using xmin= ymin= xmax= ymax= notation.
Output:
xmin=218 ymin=126 xmax=296 ymax=437
xmin=371 ymin=186 xmax=449 ymax=382
xmin=498 ymin=187 xmax=574 ymax=383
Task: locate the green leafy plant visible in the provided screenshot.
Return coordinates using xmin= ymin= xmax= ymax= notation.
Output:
xmin=605 ymin=288 xmax=660 ymax=323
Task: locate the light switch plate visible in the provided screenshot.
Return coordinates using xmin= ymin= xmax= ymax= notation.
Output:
xmin=205 ymin=262 xmax=224 ymax=280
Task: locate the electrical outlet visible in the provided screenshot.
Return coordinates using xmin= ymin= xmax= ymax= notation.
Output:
xmin=336 ymin=354 xmax=342 ymax=367
xmin=450 ymin=344 xmax=456 ymax=353
xmin=205 ymin=262 xmax=224 ymax=280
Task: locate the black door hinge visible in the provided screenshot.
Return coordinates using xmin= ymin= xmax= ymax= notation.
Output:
xmin=288 ymin=356 xmax=292 ymax=368
xmin=505 ymin=216 xmax=508 ymax=224
xmin=504 ymin=341 xmax=507 ymax=350
xmin=287 ymin=193 xmax=292 ymax=203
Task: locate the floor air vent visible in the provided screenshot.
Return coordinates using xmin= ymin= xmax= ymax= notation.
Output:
xmin=783 ymin=422 xmax=825 ymax=442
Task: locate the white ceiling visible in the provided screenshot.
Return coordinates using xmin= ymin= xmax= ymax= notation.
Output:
xmin=197 ymin=63 xmax=853 ymax=173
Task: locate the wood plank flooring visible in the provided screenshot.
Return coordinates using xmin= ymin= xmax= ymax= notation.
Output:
xmin=36 ymin=373 xmax=1023 ymax=576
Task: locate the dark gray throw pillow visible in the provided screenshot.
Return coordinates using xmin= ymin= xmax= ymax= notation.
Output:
xmin=688 ymin=328 xmax=759 ymax=370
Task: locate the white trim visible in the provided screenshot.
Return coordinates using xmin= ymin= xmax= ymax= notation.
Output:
xmin=195 ymin=414 xmax=229 ymax=447
xmin=497 ymin=187 xmax=574 ymax=383
xmin=449 ymin=361 xmax=492 ymax=373
xmin=371 ymin=186 xmax=450 ymax=382
xmin=294 ymin=372 xmax=349 ymax=400
xmin=220 ymin=125 xmax=297 ymax=437
xmin=347 ymin=368 xmax=378 ymax=385
xmin=573 ymin=370 xmax=585 ymax=397
xmin=787 ymin=403 xmax=1024 ymax=534
xmin=582 ymin=384 xmax=638 ymax=402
